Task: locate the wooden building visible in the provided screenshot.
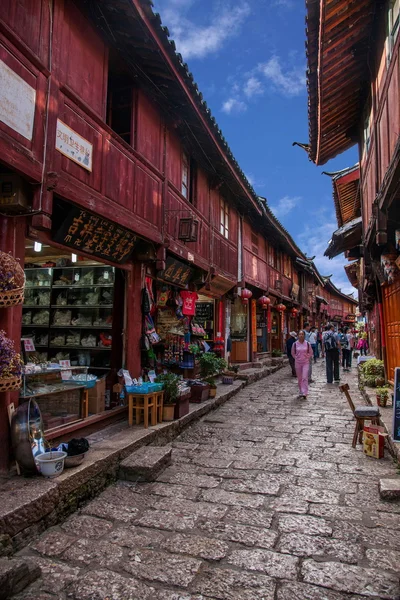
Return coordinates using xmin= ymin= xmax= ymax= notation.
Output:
xmin=305 ymin=0 xmax=400 ymax=382
xmin=0 ymin=0 xmax=357 ymax=471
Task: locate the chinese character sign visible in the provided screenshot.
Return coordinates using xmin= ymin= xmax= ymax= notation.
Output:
xmin=52 ymin=198 xmax=137 ymax=264
xmin=55 ymin=119 xmax=93 ymax=172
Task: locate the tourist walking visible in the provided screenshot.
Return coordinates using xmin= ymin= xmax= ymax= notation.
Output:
xmin=357 ymin=330 xmax=369 ymax=356
xmin=323 ymin=324 xmax=341 ymax=383
xmin=303 ymin=322 xmax=314 ymax=383
xmin=309 ymin=326 xmax=318 ymax=363
xmin=291 ymin=329 xmax=312 ymax=399
xmin=286 ymin=331 xmax=297 ymax=377
xmin=339 ymin=327 xmax=351 ymax=371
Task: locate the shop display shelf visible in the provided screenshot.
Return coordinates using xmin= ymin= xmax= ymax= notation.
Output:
xmin=50 ymin=305 xmax=113 ymax=308
xmin=49 ymin=345 xmax=112 ymax=351
xmin=23 ymin=305 xmax=51 ymax=309
xmin=24 ymin=286 xmax=51 ymax=289
xmin=20 ymin=383 xmax=87 ymax=399
xmin=22 ymin=324 xmax=49 ymax=327
xmin=24 ymin=267 xmax=53 ymax=271
xmin=50 ymin=325 xmax=112 ymax=329
xmin=52 ymin=284 xmax=114 ymax=289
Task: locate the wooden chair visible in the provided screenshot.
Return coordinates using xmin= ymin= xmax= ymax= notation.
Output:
xmin=127 ymin=392 xmax=157 ymax=428
xmin=339 ymin=383 xmax=380 ymax=448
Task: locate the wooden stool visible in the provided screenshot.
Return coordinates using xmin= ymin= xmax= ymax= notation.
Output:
xmin=128 ymin=393 xmax=157 ymax=428
xmin=339 ymin=384 xmax=380 ymax=447
xmin=154 ymin=391 xmax=164 ymax=423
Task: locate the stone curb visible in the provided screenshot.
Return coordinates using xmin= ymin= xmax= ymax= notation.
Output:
xmin=0 ymin=362 xmax=286 ymax=552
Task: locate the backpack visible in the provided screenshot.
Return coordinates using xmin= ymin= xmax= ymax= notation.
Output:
xmin=339 ymin=333 xmax=348 ymax=349
xmin=324 ymin=332 xmax=337 ymax=352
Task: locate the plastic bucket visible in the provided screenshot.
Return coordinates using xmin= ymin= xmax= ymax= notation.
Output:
xmin=36 ymin=451 xmax=67 ymax=478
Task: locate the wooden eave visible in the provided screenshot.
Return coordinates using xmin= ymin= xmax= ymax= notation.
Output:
xmin=330 ymin=166 xmax=361 ymax=227
xmin=80 ymin=0 xmax=262 ymax=217
xmin=306 ymin=0 xmax=376 ymax=165
xmin=344 ymin=261 xmax=359 ymax=288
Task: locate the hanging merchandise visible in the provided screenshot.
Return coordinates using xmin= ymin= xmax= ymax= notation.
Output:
xmin=145 ymin=276 xmax=156 ymax=314
xmin=141 ymin=287 xmax=151 ymax=314
xmin=145 ymin=315 xmax=161 ymax=345
xmin=180 ymin=290 xmax=199 ymax=316
xmin=157 ymin=288 xmax=170 ymax=307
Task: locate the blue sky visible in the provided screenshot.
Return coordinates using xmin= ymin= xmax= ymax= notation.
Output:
xmin=154 ymin=0 xmax=358 ymax=295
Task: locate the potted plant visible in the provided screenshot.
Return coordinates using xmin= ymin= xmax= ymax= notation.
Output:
xmin=360 ymin=359 xmax=385 ymax=388
xmin=199 ymin=352 xmax=227 ymax=398
xmin=155 ymin=372 xmax=179 ymax=421
xmin=376 ymin=386 xmax=390 ymax=408
xmin=0 ymin=330 xmax=23 ymax=392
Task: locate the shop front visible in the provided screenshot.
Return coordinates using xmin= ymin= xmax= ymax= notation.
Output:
xmin=14 ymin=196 xmax=143 ymax=441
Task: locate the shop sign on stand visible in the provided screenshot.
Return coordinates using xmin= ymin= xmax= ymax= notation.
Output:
xmin=160 ymin=257 xmax=193 ymax=286
xmin=52 ymin=198 xmax=137 ymax=263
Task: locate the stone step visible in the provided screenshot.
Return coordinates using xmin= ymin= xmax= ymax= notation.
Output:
xmin=232 ymin=362 xmax=254 ymax=371
xmin=0 ymin=558 xmax=40 ymax=600
xmin=379 ymin=479 xmax=400 ymax=500
xmin=119 ymin=446 xmax=172 ymax=482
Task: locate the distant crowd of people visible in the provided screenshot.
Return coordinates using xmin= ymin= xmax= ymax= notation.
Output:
xmin=286 ymin=323 xmax=368 ymax=400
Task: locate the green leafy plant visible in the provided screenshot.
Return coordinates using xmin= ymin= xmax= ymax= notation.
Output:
xmin=188 ymin=343 xmax=201 ymax=356
xmin=360 ymin=359 xmax=385 ymax=387
xmin=271 ymin=349 xmax=283 ymax=357
xmin=376 ymin=386 xmax=390 ymax=397
xmin=199 ymin=352 xmax=227 ymax=387
xmin=154 ymin=372 xmax=179 ymax=404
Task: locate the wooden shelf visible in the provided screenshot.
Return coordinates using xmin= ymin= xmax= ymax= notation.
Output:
xmin=50 ymin=305 xmax=113 ymax=308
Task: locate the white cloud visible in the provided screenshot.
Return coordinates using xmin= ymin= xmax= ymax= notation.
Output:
xmin=272 ymin=0 xmax=294 ymax=7
xmin=162 ymin=2 xmax=251 ymax=60
xmin=244 ymin=76 xmax=264 ymax=98
xmin=221 ymin=97 xmax=247 ymax=114
xmin=259 ymin=55 xmax=305 ymax=97
xmin=297 ymin=214 xmax=357 ymax=296
xmin=270 ymin=195 xmax=300 ymax=218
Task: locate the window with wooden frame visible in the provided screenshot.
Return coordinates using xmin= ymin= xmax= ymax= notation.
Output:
xmin=268 ymin=245 xmax=275 ymax=268
xmin=107 ymin=85 xmax=135 ymax=145
xmin=387 ymin=0 xmax=400 ymax=63
xmin=251 ymin=231 xmax=259 ymax=255
xmin=220 ymin=198 xmax=229 ymax=239
xmin=283 ymin=255 xmax=291 ymax=278
xmin=276 ymin=250 xmax=282 ymax=273
xmin=182 ymin=152 xmax=189 ymax=198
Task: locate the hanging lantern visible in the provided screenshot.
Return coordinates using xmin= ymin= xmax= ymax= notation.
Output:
xmin=241 ymin=297 xmax=249 ymax=305
xmin=291 ymin=308 xmax=299 ymax=317
xmin=276 ymin=303 xmax=286 ymax=312
xmin=259 ymin=295 xmax=270 ymax=309
xmin=240 ymin=288 xmax=253 ymax=299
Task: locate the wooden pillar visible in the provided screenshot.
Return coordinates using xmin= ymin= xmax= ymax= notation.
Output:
xmin=125 ymin=262 xmax=143 ymax=378
xmin=0 ymin=215 xmax=26 ymax=473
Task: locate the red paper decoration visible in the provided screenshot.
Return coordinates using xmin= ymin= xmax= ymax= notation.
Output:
xmin=276 ymin=303 xmax=286 ymax=312
xmin=291 ymin=308 xmax=299 ymax=316
xmin=259 ymin=295 xmax=270 ymax=308
xmin=240 ymin=288 xmax=253 ymax=299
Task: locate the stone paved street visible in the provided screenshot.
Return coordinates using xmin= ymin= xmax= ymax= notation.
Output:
xmin=14 ymin=363 xmax=400 ymax=599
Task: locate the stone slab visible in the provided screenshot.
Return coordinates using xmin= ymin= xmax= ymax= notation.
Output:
xmin=0 ymin=558 xmax=40 ymax=600
xmin=119 ymin=446 xmax=172 ymax=482
xmin=379 ymin=478 xmax=400 ymax=500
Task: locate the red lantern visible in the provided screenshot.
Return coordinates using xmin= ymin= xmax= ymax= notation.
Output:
xmin=241 ymin=297 xmax=249 ymax=305
xmin=259 ymin=295 xmax=270 ymax=308
xmin=291 ymin=308 xmax=299 ymax=317
xmin=276 ymin=303 xmax=286 ymax=312
xmin=240 ymin=288 xmax=253 ymax=299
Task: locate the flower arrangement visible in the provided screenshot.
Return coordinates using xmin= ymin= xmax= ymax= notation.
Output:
xmin=0 ymin=251 xmax=25 ymax=307
xmin=0 ymin=330 xmax=23 ymax=380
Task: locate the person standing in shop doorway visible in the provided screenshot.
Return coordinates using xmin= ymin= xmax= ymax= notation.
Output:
xmin=303 ymin=322 xmax=315 ymax=383
xmin=286 ymin=331 xmax=297 ymax=377
xmin=323 ymin=324 xmax=341 ymax=383
xmin=291 ymin=330 xmax=312 ymax=399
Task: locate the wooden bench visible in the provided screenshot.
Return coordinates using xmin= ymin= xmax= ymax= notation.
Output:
xmin=339 ymin=383 xmax=380 ymax=448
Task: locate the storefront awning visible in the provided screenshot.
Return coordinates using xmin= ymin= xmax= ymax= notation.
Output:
xmin=316 ymin=295 xmax=329 ymax=305
xmin=198 ymin=274 xmax=236 ymax=299
xmin=324 ymin=217 xmax=362 ymax=259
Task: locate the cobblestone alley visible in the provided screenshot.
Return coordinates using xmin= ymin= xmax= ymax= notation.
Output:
xmin=14 ymin=363 xmax=400 ymax=600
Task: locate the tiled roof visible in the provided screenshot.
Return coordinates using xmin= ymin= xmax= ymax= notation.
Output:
xmin=323 ymin=164 xmax=361 ymax=228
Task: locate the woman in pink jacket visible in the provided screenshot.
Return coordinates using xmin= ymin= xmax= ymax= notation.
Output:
xmin=291 ymin=330 xmax=312 ymax=399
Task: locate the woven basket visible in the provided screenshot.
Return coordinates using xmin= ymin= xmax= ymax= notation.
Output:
xmin=0 ymin=375 xmax=22 ymax=392
xmin=0 ymin=251 xmax=25 ymax=307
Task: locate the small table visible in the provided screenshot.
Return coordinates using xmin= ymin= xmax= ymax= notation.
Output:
xmin=128 ymin=392 xmax=163 ymax=428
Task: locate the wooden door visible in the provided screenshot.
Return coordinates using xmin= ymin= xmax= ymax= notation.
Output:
xmin=382 ymin=281 xmax=400 ymax=382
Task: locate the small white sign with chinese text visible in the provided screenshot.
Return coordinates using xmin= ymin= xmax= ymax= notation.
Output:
xmin=56 ymin=119 xmax=93 ymax=172
xmin=0 ymin=60 xmax=36 ymax=140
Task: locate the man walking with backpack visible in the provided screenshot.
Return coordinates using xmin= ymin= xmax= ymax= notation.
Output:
xmin=323 ymin=324 xmax=341 ymax=384
xmin=339 ymin=327 xmax=351 ymax=371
